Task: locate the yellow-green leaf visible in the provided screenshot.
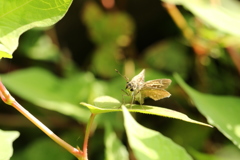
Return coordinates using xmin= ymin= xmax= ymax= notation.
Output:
xmin=0 ymin=0 xmax=72 ymax=58
xmin=80 ymin=96 xmax=212 ymax=127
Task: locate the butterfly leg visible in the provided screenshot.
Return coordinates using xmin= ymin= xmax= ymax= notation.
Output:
xmin=119 ymin=89 xmax=130 ymax=109
xmin=130 ymin=94 xmax=135 ymax=109
xmin=139 ymin=93 xmax=145 ymax=110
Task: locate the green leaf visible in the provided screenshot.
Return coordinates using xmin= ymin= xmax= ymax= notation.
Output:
xmin=82 ymin=1 xmax=134 ymax=45
xmin=21 ymin=33 xmax=60 ymax=61
xmin=104 ymin=123 xmax=129 ymax=160
xmin=174 ymin=73 xmax=240 ymax=149
xmin=80 ymin=96 xmax=212 ymax=127
xmin=190 ymin=144 xmax=240 ymax=160
xmin=122 ymin=106 xmax=193 ymax=160
xmin=162 ymin=0 xmax=240 ymax=36
xmin=164 ymin=120 xmax=212 ymax=149
xmin=143 ymin=40 xmax=190 ymax=78
xmin=91 ymin=45 xmax=122 ymax=78
xmin=0 ymin=129 xmax=19 ymax=160
xmin=11 ymin=131 xmax=79 ymax=160
xmin=0 ymin=0 xmax=73 ymax=58
xmin=1 ymin=67 xmax=92 ymax=123
xmin=189 ymin=149 xmax=224 ymax=160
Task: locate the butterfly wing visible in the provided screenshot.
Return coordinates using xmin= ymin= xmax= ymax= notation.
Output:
xmin=142 ymin=79 xmax=171 ymax=90
xmin=126 ymin=69 xmax=145 ymax=93
xmin=141 ymin=89 xmax=171 ymax=101
xmin=130 ymin=69 xmax=145 ymax=84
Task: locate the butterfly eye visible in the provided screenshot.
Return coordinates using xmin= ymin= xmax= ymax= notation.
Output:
xmin=126 ymin=83 xmax=134 ymax=91
xmin=126 ymin=83 xmax=135 ymax=91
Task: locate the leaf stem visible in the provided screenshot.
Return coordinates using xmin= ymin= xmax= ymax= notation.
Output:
xmin=0 ymin=81 xmax=83 ymax=158
xmin=83 ymin=113 xmax=96 ymax=160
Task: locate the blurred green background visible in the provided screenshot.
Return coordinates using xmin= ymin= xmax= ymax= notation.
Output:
xmin=1 ymin=0 xmax=240 ymax=159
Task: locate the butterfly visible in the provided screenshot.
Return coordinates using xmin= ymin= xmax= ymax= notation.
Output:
xmin=116 ymin=69 xmax=172 ymax=109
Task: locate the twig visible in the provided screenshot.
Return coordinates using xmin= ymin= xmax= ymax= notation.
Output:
xmin=163 ymin=3 xmax=194 ymax=43
xmin=226 ymin=46 xmax=240 ymax=75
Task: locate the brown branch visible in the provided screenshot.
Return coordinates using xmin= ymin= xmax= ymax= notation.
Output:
xmin=226 ymin=46 xmax=240 ymax=75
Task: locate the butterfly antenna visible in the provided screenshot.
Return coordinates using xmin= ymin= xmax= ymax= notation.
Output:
xmin=115 ymin=69 xmax=129 ymax=82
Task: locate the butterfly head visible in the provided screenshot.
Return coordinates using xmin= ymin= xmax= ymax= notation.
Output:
xmin=126 ymin=81 xmax=137 ymax=92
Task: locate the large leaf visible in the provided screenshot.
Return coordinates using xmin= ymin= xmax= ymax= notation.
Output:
xmin=0 ymin=130 xmax=19 ymax=160
xmin=11 ymin=131 xmax=80 ymax=160
xmin=80 ymin=96 xmax=212 ymax=127
xmin=122 ymin=106 xmax=193 ymax=160
xmin=0 ymin=0 xmax=72 ymax=58
xmin=174 ymin=73 xmax=240 ymax=149
xmin=1 ymin=67 xmax=92 ymax=123
xmin=163 ymin=0 xmax=240 ymax=36
xmin=104 ymin=123 xmax=129 ymax=160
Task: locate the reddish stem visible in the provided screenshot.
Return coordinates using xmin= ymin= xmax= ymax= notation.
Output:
xmin=82 ymin=113 xmax=96 ymax=160
xmin=0 ymin=81 xmax=83 ymax=158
